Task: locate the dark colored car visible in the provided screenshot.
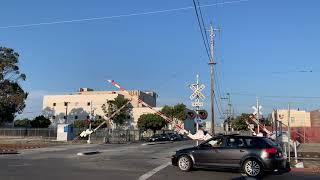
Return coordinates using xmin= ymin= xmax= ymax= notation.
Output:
xmin=172 ymin=135 xmax=290 ymax=178
xmin=149 ymin=134 xmax=170 ymax=142
xmin=168 ymin=133 xmax=183 ymax=141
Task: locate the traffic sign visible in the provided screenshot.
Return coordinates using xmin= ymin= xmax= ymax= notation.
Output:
xmin=189 ymin=83 xmax=205 ymax=100
xmin=252 ymin=105 xmax=263 ymax=115
xmin=192 ymin=102 xmax=204 ymax=107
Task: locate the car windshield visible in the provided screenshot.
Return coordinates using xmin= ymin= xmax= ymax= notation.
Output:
xmin=201 ymin=138 xmax=224 ymax=148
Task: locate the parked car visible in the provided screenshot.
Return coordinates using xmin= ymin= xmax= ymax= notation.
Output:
xmin=171 ymin=135 xmax=290 ymax=178
xmin=168 ymin=133 xmax=182 ymax=141
xmin=149 ymin=134 xmax=170 ymax=142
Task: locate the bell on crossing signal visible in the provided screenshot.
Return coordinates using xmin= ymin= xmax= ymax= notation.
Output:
xmin=198 ymin=110 xmax=208 ymax=120
xmin=186 ymin=110 xmax=197 ymax=120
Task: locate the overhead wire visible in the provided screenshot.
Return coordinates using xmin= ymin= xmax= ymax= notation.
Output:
xmin=0 ymin=0 xmax=250 ymax=29
xmin=192 ymin=0 xmax=211 ymax=59
xmin=192 ymin=0 xmax=227 ymax=120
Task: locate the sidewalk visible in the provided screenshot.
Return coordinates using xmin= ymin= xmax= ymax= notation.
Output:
xmin=297 ymin=143 xmax=320 ymax=168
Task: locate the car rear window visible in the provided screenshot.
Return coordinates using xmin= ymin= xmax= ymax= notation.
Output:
xmin=263 ymin=138 xmax=278 ymax=147
xmin=244 ymin=138 xmax=266 ymax=148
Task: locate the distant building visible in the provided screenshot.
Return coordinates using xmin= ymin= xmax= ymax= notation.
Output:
xmin=310 ymin=109 xmax=320 ymax=127
xmin=43 ymin=88 xmax=157 ymax=128
xmin=42 ymin=88 xmax=195 ymax=132
xmin=272 ymin=109 xmax=311 ymax=127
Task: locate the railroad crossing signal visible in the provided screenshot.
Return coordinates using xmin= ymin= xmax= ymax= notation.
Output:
xmin=252 ymin=105 xmax=263 ymax=116
xmin=189 ymin=74 xmax=205 ymax=101
xmin=190 ymin=84 xmax=205 ymax=100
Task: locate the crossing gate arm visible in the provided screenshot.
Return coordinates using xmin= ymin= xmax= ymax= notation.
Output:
xmin=78 ymin=99 xmax=131 ymax=138
xmin=107 ymin=80 xmax=212 ymax=140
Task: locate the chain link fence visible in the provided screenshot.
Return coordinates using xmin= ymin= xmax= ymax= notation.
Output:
xmin=0 ymin=128 xmax=57 ymax=139
xmin=0 ymin=128 xmax=252 ymax=143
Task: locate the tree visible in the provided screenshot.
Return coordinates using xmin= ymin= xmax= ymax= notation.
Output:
xmin=137 ymin=113 xmax=167 ymax=133
xmin=30 ymin=115 xmax=51 ymax=128
xmin=0 ymin=47 xmax=27 ymax=126
xmin=92 ymin=118 xmax=107 ymax=129
xmin=73 ymin=119 xmax=87 ymax=128
xmin=101 ymin=96 xmax=131 ymax=128
xmin=231 ymin=113 xmax=250 ymax=131
xmin=14 ymin=118 xmax=31 ymax=127
xmin=160 ymin=103 xmax=187 ymax=122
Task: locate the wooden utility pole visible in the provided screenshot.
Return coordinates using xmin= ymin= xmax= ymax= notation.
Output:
xmin=208 ymin=24 xmax=216 ymax=135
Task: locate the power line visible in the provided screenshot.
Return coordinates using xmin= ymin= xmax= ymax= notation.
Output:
xmin=231 ymin=92 xmax=320 ymax=99
xmin=214 ymin=94 xmax=224 ymax=118
xmin=192 ymin=0 xmax=211 ymax=59
xmin=197 ymin=0 xmax=211 ymax=57
xmin=214 ymin=70 xmax=225 ymax=116
xmin=0 ymin=0 xmax=250 ymax=29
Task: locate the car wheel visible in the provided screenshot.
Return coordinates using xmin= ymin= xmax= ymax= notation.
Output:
xmin=178 ymin=155 xmax=192 ymax=172
xmin=243 ymin=159 xmax=263 ymax=178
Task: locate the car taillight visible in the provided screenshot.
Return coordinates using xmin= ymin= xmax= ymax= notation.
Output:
xmin=263 ymin=148 xmax=277 ymax=154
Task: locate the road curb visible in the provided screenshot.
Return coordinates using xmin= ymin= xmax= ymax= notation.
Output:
xmin=291 ymin=168 xmax=320 ymax=173
xmin=141 ymin=141 xmax=174 ymax=146
xmin=76 ymin=151 xmax=100 ymax=156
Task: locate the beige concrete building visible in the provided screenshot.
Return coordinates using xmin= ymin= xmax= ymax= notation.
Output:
xmin=42 ymin=88 xmax=158 ymax=128
xmin=272 ymin=109 xmax=311 ymax=127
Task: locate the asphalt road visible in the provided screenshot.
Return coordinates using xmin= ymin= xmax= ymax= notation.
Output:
xmin=0 ymin=140 xmax=319 ymax=180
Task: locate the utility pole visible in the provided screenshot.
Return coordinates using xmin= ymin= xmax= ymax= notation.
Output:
xmin=256 ymin=97 xmax=260 ymax=134
xmin=64 ymin=102 xmax=70 ymax=124
xmin=87 ymin=101 xmax=94 ymax=144
xmin=221 ymin=93 xmax=232 ymax=132
xmin=208 ymin=24 xmax=217 ymax=136
xmin=288 ymin=103 xmax=291 ymax=162
xmin=274 ymin=109 xmax=278 ymax=142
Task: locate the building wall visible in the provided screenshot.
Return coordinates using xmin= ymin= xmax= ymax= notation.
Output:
xmin=43 ymin=93 xmax=121 ymax=126
xmin=273 ymin=109 xmax=311 ymax=127
xmin=310 ymin=109 xmax=320 ymax=127
xmin=77 ymin=90 xmax=157 ymax=108
xmin=42 ymin=89 xmax=196 ymax=132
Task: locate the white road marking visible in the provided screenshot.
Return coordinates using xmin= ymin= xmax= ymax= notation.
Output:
xmin=138 ymin=162 xmax=171 ymax=180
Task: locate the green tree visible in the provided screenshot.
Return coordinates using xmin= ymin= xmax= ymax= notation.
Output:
xmin=92 ymin=118 xmax=107 ymax=129
xmin=0 ymin=47 xmax=27 ymax=126
xmin=160 ymin=103 xmax=187 ymax=122
xmin=14 ymin=118 xmax=31 ymax=127
xmin=137 ymin=113 xmax=167 ymax=133
xmin=231 ymin=113 xmax=250 ymax=131
xmin=101 ymin=96 xmax=130 ymax=128
xmin=30 ymin=115 xmax=51 ymax=128
xmin=73 ymin=119 xmax=87 ymax=128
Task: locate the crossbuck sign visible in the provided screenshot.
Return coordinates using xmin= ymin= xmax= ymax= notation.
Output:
xmin=252 ymin=105 xmax=263 ymax=116
xmin=189 ymin=75 xmax=205 ymax=107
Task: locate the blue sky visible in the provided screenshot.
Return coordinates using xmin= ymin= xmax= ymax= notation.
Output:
xmin=1 ymin=0 xmax=320 ymax=122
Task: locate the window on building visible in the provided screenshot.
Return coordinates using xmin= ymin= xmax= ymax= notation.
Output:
xmin=52 ymin=116 xmax=56 ymax=119
xmin=53 ymin=103 xmax=56 ymax=107
xmin=64 ymin=102 xmax=68 ymax=106
xmin=98 ymin=116 xmax=102 ymax=119
xmin=64 ymin=116 xmax=66 ymax=119
xmin=87 ymin=116 xmax=90 ymax=119
xmin=75 ymin=116 xmax=78 ymax=120
xmin=87 ymin=102 xmax=91 ymax=106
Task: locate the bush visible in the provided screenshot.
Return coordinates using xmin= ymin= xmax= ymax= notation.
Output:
xmin=73 ymin=119 xmax=88 ymax=128
xmin=30 ymin=115 xmax=51 ymax=128
xmin=14 ymin=118 xmax=31 ymax=127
